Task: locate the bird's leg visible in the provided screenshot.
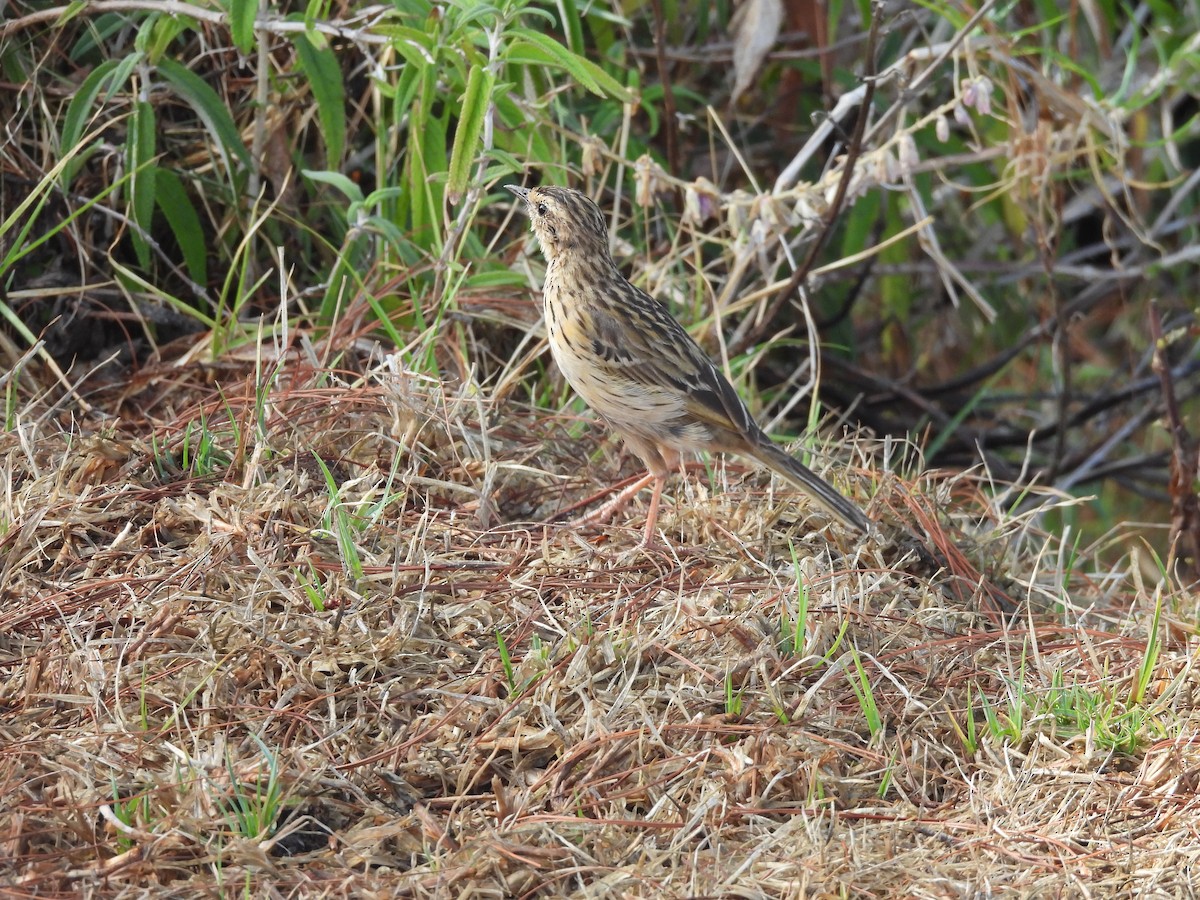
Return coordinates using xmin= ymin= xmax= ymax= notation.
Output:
xmin=635 ymin=443 xmax=678 ymax=548
xmin=569 ymin=472 xmax=656 ymax=527
xmin=562 ymin=438 xmax=677 ymax=547
xmin=641 ymin=471 xmax=667 ymax=548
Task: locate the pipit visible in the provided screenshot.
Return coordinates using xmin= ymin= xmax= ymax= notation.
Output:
xmin=507 ymin=183 xmax=871 ymax=546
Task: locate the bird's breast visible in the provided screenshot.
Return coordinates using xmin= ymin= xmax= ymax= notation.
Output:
xmin=543 ymin=287 xmax=711 ymax=449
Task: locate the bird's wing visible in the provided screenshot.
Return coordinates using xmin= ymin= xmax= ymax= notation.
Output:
xmin=583 ymin=283 xmax=759 ymax=443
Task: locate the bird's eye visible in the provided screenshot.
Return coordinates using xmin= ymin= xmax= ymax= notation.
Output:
xmin=536 ymin=202 xmax=548 ymax=216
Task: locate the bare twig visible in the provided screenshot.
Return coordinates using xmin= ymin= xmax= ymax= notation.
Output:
xmin=731 ymin=2 xmax=882 ymax=354
xmin=1149 ymin=301 xmax=1200 ymax=580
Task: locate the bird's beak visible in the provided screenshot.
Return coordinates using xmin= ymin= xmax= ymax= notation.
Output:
xmin=505 ymin=184 xmax=530 ymax=203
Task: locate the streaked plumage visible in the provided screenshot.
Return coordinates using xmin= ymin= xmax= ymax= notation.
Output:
xmin=507 ymin=183 xmax=871 ymax=545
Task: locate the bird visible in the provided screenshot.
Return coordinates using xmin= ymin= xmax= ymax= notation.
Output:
xmin=506 ymin=183 xmax=871 ymax=547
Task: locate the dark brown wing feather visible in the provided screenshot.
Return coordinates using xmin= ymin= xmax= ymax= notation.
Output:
xmin=584 ymin=280 xmax=759 ymax=439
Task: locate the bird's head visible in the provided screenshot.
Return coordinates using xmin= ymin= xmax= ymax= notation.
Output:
xmin=505 ymin=185 xmax=609 ymax=261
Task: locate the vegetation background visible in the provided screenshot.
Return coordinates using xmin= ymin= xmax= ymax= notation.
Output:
xmin=1 ymin=0 xmax=1198 ymax=895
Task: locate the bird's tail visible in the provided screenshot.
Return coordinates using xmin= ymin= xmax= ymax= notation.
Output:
xmin=748 ymin=440 xmax=871 ymax=534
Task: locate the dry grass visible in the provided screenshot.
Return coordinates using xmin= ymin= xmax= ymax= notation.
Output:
xmin=1 ymin=341 xmax=1195 ymax=898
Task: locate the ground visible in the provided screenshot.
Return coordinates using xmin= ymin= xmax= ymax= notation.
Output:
xmin=1 ymin=345 xmax=1194 ymax=898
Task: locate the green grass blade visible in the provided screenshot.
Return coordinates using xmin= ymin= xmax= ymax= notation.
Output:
xmin=227 ymin=0 xmax=258 ymax=55
xmin=127 ymin=100 xmax=158 ymax=269
xmin=292 ymin=31 xmax=346 ymax=165
xmin=155 ymin=169 xmax=208 ymax=285
xmin=156 ymin=58 xmax=253 ymax=172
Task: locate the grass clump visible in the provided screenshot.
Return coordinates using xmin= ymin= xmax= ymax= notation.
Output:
xmin=1 ymin=0 xmax=1198 ymax=895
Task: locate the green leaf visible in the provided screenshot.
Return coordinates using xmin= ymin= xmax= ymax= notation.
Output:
xmin=228 ymin=0 xmax=258 ymax=55
xmin=60 ymin=57 xmax=137 ymax=185
xmin=141 ymin=10 xmax=191 ymax=62
xmin=841 ymin=188 xmax=880 ymax=259
xmin=418 ymin=105 xmax=449 ymax=238
xmin=405 ymin=82 xmax=449 ymax=248
xmin=506 ymin=30 xmax=632 ymax=101
xmin=363 ymin=186 xmax=405 ymax=206
xmin=292 ymin=32 xmax=346 ymax=165
xmin=493 ymin=94 xmax=554 ymax=166
xmin=555 ymin=0 xmax=585 ymax=54
xmin=303 ymin=169 xmax=364 ymax=203
xmin=563 ymin=48 xmax=632 ymax=101
xmin=156 ymin=58 xmax=252 ymax=173
xmin=127 ymin=100 xmax=158 ymax=269
xmin=57 ymin=0 xmax=90 ymax=26
xmin=155 ymin=169 xmax=207 ymax=285
xmin=69 ymin=12 xmax=127 ymax=61
xmin=363 ymin=216 xmax=408 ymax=248
xmin=506 ymin=34 xmax=597 ymax=94
xmin=466 ymin=269 xmax=529 ymax=289
xmin=391 ymin=62 xmax=423 ymax=122
xmin=375 ymin=24 xmax=437 ymax=68
xmin=447 ymin=65 xmax=493 ymax=204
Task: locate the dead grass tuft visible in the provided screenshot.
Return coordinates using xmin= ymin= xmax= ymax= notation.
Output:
xmin=1 ymin=346 xmax=1194 ymax=897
